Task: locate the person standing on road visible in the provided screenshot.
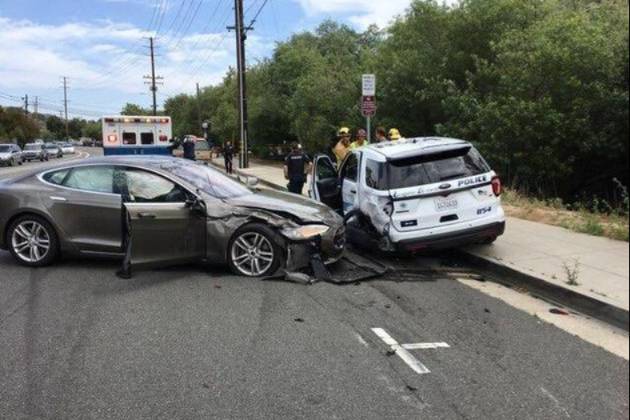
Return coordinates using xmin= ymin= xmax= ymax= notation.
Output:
xmin=375 ymin=127 xmax=388 ymax=143
xmin=351 ymin=129 xmax=369 ymax=149
xmin=284 ymin=142 xmax=311 ymax=195
xmin=224 ymin=141 xmax=235 ymax=174
xmin=183 ymin=136 xmax=196 ymax=160
xmin=333 ymin=127 xmax=352 ymax=166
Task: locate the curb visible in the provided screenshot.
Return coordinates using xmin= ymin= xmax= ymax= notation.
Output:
xmin=209 ymin=159 xmax=629 ymax=331
xmin=458 ymin=250 xmax=629 ymax=331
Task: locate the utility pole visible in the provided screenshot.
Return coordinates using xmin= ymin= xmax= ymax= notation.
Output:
xmin=62 ymin=76 xmax=69 ymax=139
xmin=33 ymin=96 xmax=39 ymax=116
xmin=229 ymin=0 xmax=250 ymax=168
xmin=22 ymin=94 xmax=29 ymax=115
xmin=143 ymin=37 xmax=163 ymax=116
xmin=196 ymin=82 xmax=202 ymax=135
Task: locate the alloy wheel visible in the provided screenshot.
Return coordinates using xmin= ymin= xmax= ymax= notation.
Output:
xmin=230 ymin=232 xmax=275 ymax=277
xmin=11 ymin=221 xmax=51 ymax=263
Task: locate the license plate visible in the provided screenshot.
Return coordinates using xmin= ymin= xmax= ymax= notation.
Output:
xmin=434 ymin=197 xmax=458 ymax=212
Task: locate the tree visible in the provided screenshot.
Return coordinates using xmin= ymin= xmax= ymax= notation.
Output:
xmin=121 ymin=103 xmax=152 ymax=116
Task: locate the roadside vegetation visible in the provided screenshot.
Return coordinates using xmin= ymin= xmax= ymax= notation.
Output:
xmin=503 ymin=179 xmax=629 ymax=242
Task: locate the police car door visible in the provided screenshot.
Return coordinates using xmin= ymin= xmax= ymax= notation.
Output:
xmin=339 ymin=152 xmax=360 ymax=215
xmin=309 ymin=154 xmax=342 ymax=211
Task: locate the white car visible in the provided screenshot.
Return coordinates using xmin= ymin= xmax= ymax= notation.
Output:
xmin=61 ymin=143 xmax=76 ymax=154
xmin=0 ymin=144 xmax=24 ymax=167
xmin=309 ymin=137 xmax=505 ymax=251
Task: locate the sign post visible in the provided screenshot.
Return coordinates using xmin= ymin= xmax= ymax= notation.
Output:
xmin=362 ymin=74 xmax=376 ymax=142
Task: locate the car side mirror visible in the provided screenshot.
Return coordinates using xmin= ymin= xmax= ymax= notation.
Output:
xmin=246 ymin=176 xmax=259 ymax=187
xmin=186 ymin=197 xmax=206 ymax=214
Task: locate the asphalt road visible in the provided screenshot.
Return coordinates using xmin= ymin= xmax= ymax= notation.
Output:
xmin=0 ymin=151 xmax=628 ymax=420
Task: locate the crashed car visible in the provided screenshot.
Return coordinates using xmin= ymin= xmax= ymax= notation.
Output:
xmin=309 ymin=137 xmax=505 ymax=252
xmin=0 ymin=156 xmax=345 ymax=277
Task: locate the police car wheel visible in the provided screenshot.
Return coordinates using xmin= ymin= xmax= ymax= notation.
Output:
xmin=228 ymin=224 xmax=282 ymax=277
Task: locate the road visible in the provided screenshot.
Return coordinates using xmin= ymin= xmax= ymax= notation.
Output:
xmin=0 ymin=151 xmax=628 ymax=420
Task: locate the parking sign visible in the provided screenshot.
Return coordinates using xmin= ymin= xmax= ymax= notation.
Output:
xmin=362 ymin=74 xmax=376 ymax=96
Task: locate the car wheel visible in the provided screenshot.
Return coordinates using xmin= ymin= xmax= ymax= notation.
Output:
xmin=8 ymin=215 xmax=59 ymax=267
xmin=228 ymin=223 xmax=282 ymax=277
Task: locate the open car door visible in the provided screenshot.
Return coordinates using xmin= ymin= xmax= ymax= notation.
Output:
xmin=118 ymin=167 xmax=207 ymax=274
xmin=310 ymin=154 xmax=342 ymax=211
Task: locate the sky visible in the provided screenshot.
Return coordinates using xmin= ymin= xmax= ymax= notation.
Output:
xmin=0 ymin=0 xmax=415 ymax=119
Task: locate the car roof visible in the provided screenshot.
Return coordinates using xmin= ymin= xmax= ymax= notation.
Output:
xmin=364 ymin=137 xmax=471 ymax=161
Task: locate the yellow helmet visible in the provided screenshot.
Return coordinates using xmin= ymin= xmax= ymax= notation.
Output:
xmin=338 ymin=127 xmax=351 ymax=137
xmin=388 ymin=128 xmax=401 ymax=140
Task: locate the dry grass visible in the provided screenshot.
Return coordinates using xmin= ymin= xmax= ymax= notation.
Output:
xmin=502 ymin=190 xmax=629 ymax=242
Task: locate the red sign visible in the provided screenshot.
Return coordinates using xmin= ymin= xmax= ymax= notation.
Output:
xmin=361 ymin=95 xmax=377 ymax=117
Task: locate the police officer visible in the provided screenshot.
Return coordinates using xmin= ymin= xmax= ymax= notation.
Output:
xmin=224 ymin=141 xmax=235 ymax=174
xmin=284 ymin=142 xmax=311 ymax=195
xmin=183 ymin=136 xmax=196 ymax=160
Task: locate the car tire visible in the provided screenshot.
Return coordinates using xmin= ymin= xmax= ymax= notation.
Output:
xmin=7 ymin=215 xmax=59 ymax=267
xmin=228 ymin=223 xmax=283 ymax=277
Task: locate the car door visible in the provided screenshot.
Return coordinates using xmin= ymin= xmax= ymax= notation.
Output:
xmin=43 ymin=165 xmax=124 ymax=254
xmin=339 ymin=152 xmax=360 ymax=214
xmin=121 ymin=167 xmax=206 ymax=269
xmin=309 ymin=154 xmax=342 ymax=211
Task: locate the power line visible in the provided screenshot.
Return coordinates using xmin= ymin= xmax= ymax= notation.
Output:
xmin=62 ymin=77 xmax=70 ymax=138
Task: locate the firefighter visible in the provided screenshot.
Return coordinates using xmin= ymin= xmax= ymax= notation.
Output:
xmin=388 ymin=128 xmax=402 ymax=141
xmin=351 ymin=129 xmax=369 ymax=149
xmin=333 ymin=127 xmax=352 ymax=166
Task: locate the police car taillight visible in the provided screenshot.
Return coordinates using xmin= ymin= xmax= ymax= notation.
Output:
xmin=491 ymin=176 xmax=502 ymax=197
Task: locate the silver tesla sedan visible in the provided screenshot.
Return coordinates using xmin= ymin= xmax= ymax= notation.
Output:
xmin=0 ymin=156 xmax=345 ymax=277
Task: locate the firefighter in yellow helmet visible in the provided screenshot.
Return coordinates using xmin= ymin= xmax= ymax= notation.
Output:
xmin=333 ymin=127 xmax=352 ymax=166
xmin=388 ymin=128 xmax=402 ymax=141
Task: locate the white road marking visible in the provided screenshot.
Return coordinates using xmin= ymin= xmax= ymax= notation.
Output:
xmin=355 ymin=333 xmax=369 ymax=347
xmin=402 ymin=342 xmax=450 ymax=350
xmin=372 ymin=328 xmax=437 ymax=375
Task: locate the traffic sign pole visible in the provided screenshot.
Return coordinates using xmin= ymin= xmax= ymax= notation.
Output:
xmin=362 ymin=74 xmax=376 ymax=142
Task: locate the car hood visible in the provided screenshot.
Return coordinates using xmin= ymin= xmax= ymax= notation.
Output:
xmin=226 ymin=189 xmax=342 ymax=226
xmin=0 ymin=153 xmax=10 ymax=159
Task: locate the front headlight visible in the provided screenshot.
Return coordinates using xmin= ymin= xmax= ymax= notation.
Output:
xmin=282 ymin=225 xmax=330 ymax=241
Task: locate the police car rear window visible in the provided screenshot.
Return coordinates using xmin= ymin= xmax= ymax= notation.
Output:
xmin=366 ymin=146 xmax=490 ymax=190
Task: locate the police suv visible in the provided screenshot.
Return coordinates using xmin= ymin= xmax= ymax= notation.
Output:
xmin=309 ymin=137 xmax=505 ymax=251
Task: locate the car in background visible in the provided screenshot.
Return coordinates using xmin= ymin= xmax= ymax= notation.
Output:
xmin=173 ymin=137 xmax=213 ymax=161
xmin=61 ymin=143 xmax=76 ymax=154
xmin=43 ymin=143 xmax=63 ymax=159
xmin=310 ymin=137 xmax=505 ymax=252
xmin=0 ymin=144 xmax=24 ymax=167
xmin=22 ymin=143 xmax=48 ymax=162
xmin=0 ymin=156 xmax=345 ymax=277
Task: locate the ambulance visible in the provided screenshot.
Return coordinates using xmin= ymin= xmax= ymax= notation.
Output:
xmin=102 ymin=116 xmax=173 ymax=156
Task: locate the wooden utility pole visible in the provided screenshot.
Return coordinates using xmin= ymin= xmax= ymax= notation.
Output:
xmin=62 ymin=77 xmax=69 ymax=138
xmin=230 ymin=0 xmax=249 ymax=168
xmin=143 ymin=37 xmax=163 ymax=116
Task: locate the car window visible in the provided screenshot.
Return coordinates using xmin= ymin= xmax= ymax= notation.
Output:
xmin=125 ymin=168 xmax=188 ymax=203
xmin=365 ymin=159 xmax=386 ymax=190
xmin=317 ymin=157 xmax=337 ymax=180
xmin=63 ymin=166 xmax=115 ymax=194
xmin=140 ymin=132 xmax=154 ymax=145
xmin=161 ymin=162 xmax=252 ymax=199
xmin=0 ymin=145 xmax=11 ymax=153
xmin=341 ymin=153 xmax=359 ymax=182
xmin=385 ymin=146 xmax=491 ymax=190
xmin=43 ymin=169 xmax=71 ymax=185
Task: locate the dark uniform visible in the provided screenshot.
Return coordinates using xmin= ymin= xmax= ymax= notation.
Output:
xmin=183 ymin=138 xmax=196 ymax=160
xmin=224 ymin=143 xmax=235 ymax=174
xmin=285 ymin=150 xmax=311 ymax=195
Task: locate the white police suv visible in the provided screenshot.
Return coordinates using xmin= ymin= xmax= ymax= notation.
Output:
xmin=309 ymin=137 xmax=505 ymax=252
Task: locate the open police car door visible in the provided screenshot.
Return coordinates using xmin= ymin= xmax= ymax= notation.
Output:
xmin=118 ymin=167 xmax=207 ymax=275
xmin=309 ymin=154 xmax=342 ymax=212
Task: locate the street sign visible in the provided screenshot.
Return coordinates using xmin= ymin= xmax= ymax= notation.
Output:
xmin=361 ymin=95 xmax=377 ymax=117
xmin=362 ymin=74 xmax=376 ymax=96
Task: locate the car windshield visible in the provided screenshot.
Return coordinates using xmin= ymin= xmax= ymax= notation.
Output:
xmin=0 ymin=145 xmax=11 ymax=152
xmin=366 ymin=145 xmax=491 ymax=190
xmin=25 ymin=144 xmax=40 ymax=150
xmin=44 ymin=144 xmax=56 ymax=149
xmin=161 ymin=161 xmax=253 ymax=199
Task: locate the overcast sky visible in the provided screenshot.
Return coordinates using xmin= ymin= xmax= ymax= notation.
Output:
xmin=0 ymin=0 xmax=415 ymax=119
